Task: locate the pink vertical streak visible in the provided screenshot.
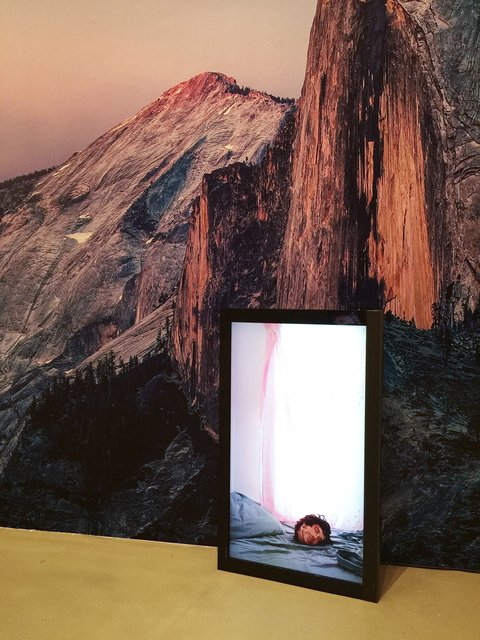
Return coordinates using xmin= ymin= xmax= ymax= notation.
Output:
xmin=260 ymin=323 xmax=280 ymax=515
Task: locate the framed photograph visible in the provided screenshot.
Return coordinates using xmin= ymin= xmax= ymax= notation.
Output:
xmin=218 ymin=308 xmax=383 ymax=602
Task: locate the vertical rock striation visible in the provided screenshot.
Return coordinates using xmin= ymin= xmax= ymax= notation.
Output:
xmin=172 ymin=112 xmax=295 ymax=429
xmin=277 ymin=0 xmax=477 ymax=328
xmin=171 ymin=0 xmax=479 ymax=427
xmin=372 ymin=2 xmax=443 ymax=327
xmin=399 ymin=0 xmax=480 ymax=322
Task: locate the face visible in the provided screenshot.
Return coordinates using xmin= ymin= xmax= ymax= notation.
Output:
xmin=297 ymin=523 xmax=326 ymax=545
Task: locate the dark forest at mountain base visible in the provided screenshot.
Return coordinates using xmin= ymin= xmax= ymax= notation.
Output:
xmin=1 ymin=313 xmax=479 ymax=570
xmin=0 ymin=352 xmax=217 ymax=545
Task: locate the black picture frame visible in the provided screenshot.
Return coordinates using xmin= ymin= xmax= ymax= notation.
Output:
xmin=218 ymin=308 xmax=383 ymax=602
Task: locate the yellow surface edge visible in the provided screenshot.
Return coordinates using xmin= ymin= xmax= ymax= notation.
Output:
xmin=1 ymin=526 xmax=479 ymax=639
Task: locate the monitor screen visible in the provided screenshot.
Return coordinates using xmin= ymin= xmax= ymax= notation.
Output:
xmin=218 ymin=309 xmax=382 ymax=601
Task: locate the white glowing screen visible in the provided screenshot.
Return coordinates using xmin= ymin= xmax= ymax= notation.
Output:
xmin=230 ymin=321 xmax=366 ymax=530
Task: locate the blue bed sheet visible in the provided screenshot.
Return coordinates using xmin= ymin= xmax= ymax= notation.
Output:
xmin=230 ymin=523 xmax=363 ymax=583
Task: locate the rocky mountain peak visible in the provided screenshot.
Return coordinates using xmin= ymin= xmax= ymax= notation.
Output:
xmin=162 ymin=71 xmax=238 ymax=100
xmin=0 ymin=71 xmax=290 ymax=446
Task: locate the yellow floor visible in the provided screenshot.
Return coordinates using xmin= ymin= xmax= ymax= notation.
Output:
xmin=1 ymin=526 xmax=479 ymax=640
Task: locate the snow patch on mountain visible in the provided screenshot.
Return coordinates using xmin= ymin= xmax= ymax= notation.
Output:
xmin=65 ymin=232 xmax=93 ymax=244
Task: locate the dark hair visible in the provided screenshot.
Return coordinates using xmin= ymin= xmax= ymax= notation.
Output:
xmin=294 ymin=514 xmax=333 ymax=545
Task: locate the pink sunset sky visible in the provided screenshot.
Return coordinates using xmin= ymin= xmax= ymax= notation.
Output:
xmin=0 ymin=0 xmax=317 ymax=181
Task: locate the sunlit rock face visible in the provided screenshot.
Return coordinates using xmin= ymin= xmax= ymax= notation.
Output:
xmin=0 ymin=72 xmax=289 ymax=449
xmin=397 ymin=0 xmax=480 ymax=321
xmin=172 ymin=113 xmax=295 ymax=429
xmin=170 ymin=0 xmax=479 ymax=428
xmin=277 ymin=0 xmax=479 ymax=328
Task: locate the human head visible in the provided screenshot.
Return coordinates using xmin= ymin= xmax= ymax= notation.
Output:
xmin=294 ymin=514 xmax=332 ymax=546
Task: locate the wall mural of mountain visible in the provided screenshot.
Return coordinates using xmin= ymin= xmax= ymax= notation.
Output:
xmin=0 ymin=0 xmax=479 ymax=570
